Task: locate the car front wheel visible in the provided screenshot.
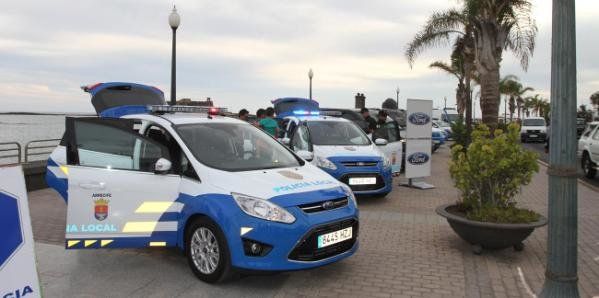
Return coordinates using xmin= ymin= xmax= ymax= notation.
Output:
xmin=185 ymin=216 xmax=232 ymax=283
xmin=582 ymin=153 xmax=597 ymax=179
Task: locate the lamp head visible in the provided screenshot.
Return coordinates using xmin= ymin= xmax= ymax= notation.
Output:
xmin=169 ymin=6 xmax=181 ymax=29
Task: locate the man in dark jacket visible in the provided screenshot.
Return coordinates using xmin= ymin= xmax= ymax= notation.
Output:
xmin=361 ymin=108 xmax=377 ymax=133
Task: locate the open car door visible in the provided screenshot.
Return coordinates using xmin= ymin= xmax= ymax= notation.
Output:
xmin=63 ymin=117 xmax=181 ymax=249
xmin=372 ymin=121 xmax=403 ymax=174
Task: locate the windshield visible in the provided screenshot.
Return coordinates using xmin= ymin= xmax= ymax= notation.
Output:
xmin=307 ymin=121 xmax=371 ymax=146
xmin=522 ymin=119 xmax=546 ymax=126
xmin=444 ymin=113 xmax=459 ymax=123
xmin=176 ymin=123 xmax=302 ymax=172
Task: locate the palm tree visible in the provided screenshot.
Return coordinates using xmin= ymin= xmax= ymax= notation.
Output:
xmin=462 ymin=0 xmax=537 ymax=128
xmin=498 ymin=75 xmax=533 ymax=120
xmin=405 ymin=9 xmax=476 ymax=130
xmin=428 ymin=47 xmax=470 ymax=116
xmin=591 ymin=92 xmax=599 ymax=117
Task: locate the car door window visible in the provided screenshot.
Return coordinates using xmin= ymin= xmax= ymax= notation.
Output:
xmin=593 ymin=128 xmax=599 ymax=141
xmin=292 ymin=125 xmax=310 ymax=151
xmin=70 ymin=119 xmax=169 ymax=172
xmin=144 ymin=125 xmax=199 ymax=179
xmin=583 ymin=125 xmax=597 ymax=138
xmin=373 ymin=122 xmax=400 ymax=142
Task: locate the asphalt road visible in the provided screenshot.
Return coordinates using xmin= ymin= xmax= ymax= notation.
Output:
xmin=522 ymin=141 xmax=599 ymax=189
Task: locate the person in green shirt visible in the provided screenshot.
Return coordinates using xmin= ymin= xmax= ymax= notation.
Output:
xmin=259 ymin=107 xmax=279 ymax=137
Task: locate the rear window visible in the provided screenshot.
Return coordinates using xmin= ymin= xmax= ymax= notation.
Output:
xmin=522 ymin=119 xmax=546 ymax=126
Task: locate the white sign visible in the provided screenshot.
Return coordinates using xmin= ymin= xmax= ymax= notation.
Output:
xmin=405 ymin=99 xmax=433 ymax=179
xmin=0 ymin=166 xmax=41 ymax=298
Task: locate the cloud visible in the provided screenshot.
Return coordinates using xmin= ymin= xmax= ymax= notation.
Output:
xmin=0 ymin=0 xmax=598 ymax=113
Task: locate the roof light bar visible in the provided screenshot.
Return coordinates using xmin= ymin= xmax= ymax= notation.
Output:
xmin=148 ymin=105 xmax=228 ymax=114
xmin=292 ymin=110 xmax=320 ymax=116
xmin=319 ymin=110 xmax=343 ymax=116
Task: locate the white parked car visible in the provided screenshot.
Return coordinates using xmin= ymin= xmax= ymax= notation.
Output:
xmin=578 ymin=121 xmax=599 ymax=178
xmin=520 ymin=117 xmax=547 ymax=143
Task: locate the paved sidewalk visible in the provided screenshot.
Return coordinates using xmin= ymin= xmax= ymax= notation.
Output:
xmin=30 ymin=146 xmax=599 ymax=297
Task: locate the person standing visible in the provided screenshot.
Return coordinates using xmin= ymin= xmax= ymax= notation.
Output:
xmin=361 ymin=108 xmax=377 ymax=133
xmin=238 ymin=109 xmax=249 ymax=122
xmin=259 ymin=107 xmax=279 ymax=137
xmin=254 ymin=108 xmax=266 ymax=127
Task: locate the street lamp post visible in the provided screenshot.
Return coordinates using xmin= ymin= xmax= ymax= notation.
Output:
xmin=308 ymin=68 xmax=314 ymax=100
xmin=396 ymin=87 xmax=400 ymax=109
xmin=540 ymin=0 xmax=579 ymax=296
xmin=169 ymin=6 xmax=180 ymax=106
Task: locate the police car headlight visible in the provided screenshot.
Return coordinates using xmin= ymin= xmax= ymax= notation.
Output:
xmin=340 ymin=184 xmax=358 ymax=208
xmin=316 ymin=156 xmax=337 ymax=170
xmin=232 ymin=193 xmax=296 ymax=224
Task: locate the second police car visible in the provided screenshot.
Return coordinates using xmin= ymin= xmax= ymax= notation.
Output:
xmin=273 ymin=98 xmax=398 ymax=197
xmin=45 ymin=83 xmax=359 ymax=283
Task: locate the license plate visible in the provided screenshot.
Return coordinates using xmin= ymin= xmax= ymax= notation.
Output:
xmin=348 ymin=177 xmax=376 ymax=185
xmin=530 ymin=134 xmax=538 ymax=138
xmin=317 ymin=227 xmax=353 ymax=248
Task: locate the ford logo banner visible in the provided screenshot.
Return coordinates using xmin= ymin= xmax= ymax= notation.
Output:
xmin=408 ymin=112 xmax=430 ymax=125
xmin=407 ymin=152 xmax=430 ymax=165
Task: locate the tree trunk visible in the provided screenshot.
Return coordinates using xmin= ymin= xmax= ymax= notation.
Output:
xmin=479 ymin=68 xmax=500 ymax=128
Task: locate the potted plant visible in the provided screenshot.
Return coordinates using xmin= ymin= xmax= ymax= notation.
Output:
xmin=436 ymin=124 xmax=547 ymax=254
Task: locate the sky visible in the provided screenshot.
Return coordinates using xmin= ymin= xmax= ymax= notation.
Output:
xmin=0 ymin=0 xmax=598 ymax=115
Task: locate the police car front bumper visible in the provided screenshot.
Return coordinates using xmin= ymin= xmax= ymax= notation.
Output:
xmin=220 ymin=190 xmax=360 ymax=271
xmin=320 ymin=164 xmax=393 ymax=196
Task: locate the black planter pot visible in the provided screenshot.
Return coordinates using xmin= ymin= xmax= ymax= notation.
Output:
xmin=436 ymin=203 xmax=547 ymax=254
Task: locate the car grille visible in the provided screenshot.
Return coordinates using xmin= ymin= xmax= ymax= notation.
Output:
xmin=298 ymin=197 xmax=349 ymax=213
xmin=288 ymin=218 xmax=358 ymax=262
xmin=339 ymin=173 xmax=385 ymax=192
xmin=340 ymin=161 xmax=378 ymax=167
xmin=527 ymin=130 xmax=541 ymax=133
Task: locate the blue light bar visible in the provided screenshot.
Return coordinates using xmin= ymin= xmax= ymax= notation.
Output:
xmin=292 ymin=110 xmax=319 ymax=116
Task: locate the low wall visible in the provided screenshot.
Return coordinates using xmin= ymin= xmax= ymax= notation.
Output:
xmin=22 ymin=160 xmax=48 ymax=191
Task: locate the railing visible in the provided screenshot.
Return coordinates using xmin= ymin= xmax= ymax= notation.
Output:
xmin=24 ymin=139 xmax=60 ymax=162
xmin=0 ymin=139 xmax=60 ymax=165
xmin=0 ymin=142 xmax=22 ymax=165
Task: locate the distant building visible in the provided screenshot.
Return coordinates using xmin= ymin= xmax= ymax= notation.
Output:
xmin=177 ymin=97 xmax=214 ymax=107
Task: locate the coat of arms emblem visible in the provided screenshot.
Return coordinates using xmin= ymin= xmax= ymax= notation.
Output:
xmin=94 ymin=198 xmax=109 ymax=221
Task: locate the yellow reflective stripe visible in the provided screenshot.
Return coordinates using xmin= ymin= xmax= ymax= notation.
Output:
xmin=122 ymin=221 xmax=158 ymax=233
xmin=100 ymin=240 xmax=113 ymax=247
xmin=60 ymin=165 xmax=69 ymax=176
xmin=67 ymin=240 xmax=80 ymax=247
xmin=84 ymin=240 xmax=97 ymax=247
xmin=135 ymin=202 xmax=174 ymax=213
xmin=149 ymin=242 xmax=166 ymax=247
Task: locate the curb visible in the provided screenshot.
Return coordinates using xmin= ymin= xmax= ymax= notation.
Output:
xmin=537 ymin=159 xmax=599 ymax=192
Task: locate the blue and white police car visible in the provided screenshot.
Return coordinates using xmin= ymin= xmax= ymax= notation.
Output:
xmin=279 ymin=112 xmax=395 ymax=197
xmin=45 ymin=82 xmax=359 ymax=283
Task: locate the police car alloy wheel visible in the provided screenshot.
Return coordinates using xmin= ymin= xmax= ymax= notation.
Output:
xmin=185 ymin=217 xmax=232 ymax=283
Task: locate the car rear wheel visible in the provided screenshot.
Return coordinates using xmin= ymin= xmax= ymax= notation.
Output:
xmin=185 ymin=216 xmax=232 ymax=283
xmin=582 ymin=153 xmax=597 ymax=178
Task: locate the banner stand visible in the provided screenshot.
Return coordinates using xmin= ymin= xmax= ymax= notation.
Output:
xmin=401 ymin=98 xmax=435 ymax=190
xmin=399 ymin=178 xmax=435 ymax=189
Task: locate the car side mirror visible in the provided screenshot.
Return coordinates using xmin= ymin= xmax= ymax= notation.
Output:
xmin=296 ymin=150 xmax=314 ymax=162
xmin=154 ymin=158 xmax=172 ymax=174
xmin=375 ymin=139 xmax=388 ymax=146
xmin=281 ymin=137 xmax=291 ymax=146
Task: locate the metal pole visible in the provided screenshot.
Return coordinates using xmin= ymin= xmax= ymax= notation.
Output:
xmin=309 ymin=78 xmax=312 ymax=100
xmin=504 ymin=97 xmax=507 ymax=123
xmin=170 ymin=28 xmax=177 ymax=105
xmin=396 ymin=88 xmax=400 ymax=109
xmin=540 ymin=0 xmax=579 ymax=296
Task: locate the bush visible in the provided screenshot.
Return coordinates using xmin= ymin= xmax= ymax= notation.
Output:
xmin=449 ymin=117 xmax=469 ymax=150
xmin=449 ymin=123 xmax=540 ymax=223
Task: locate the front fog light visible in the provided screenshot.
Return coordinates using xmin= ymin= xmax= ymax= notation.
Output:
xmin=242 ymin=239 xmax=272 ymax=257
